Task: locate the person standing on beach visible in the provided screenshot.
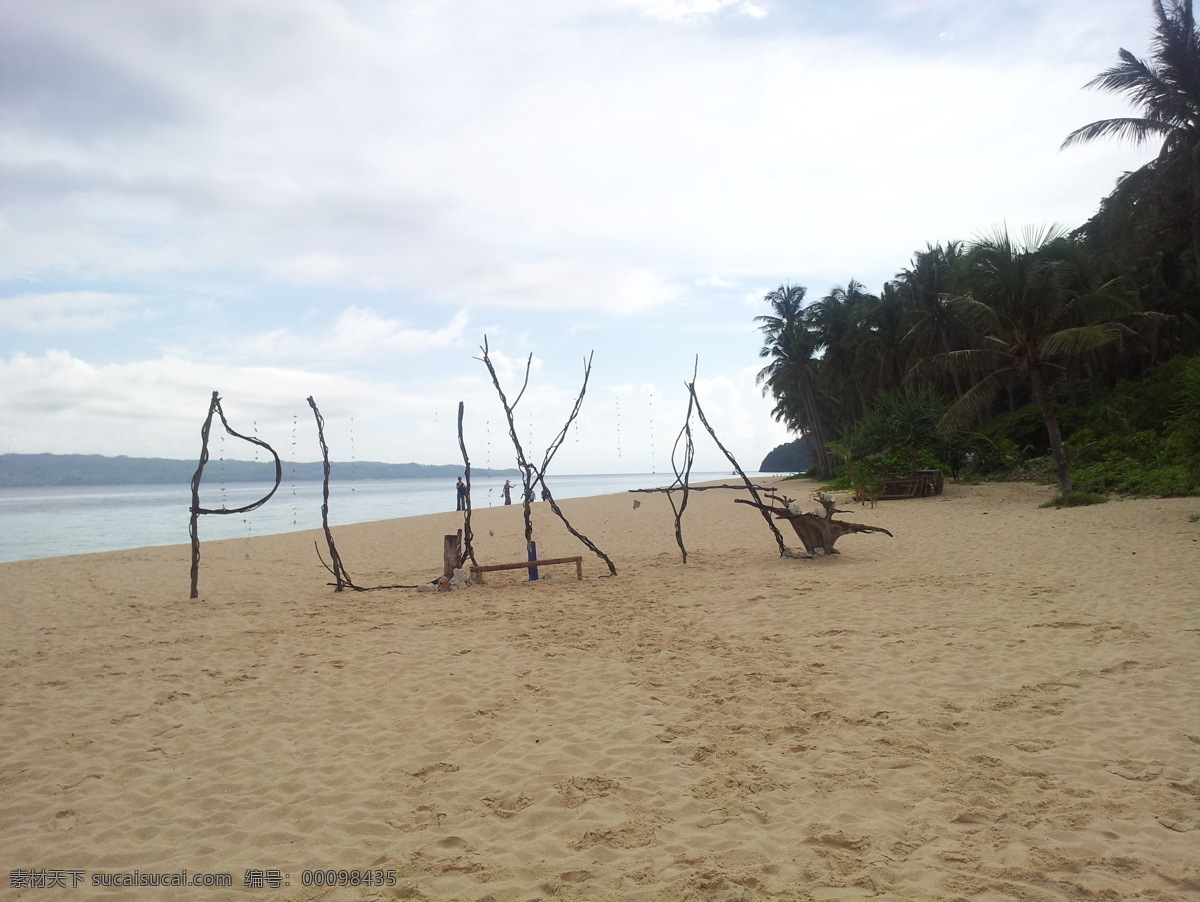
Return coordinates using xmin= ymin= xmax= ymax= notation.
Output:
xmin=502 ymin=480 xmax=513 ymax=505
xmin=949 ymin=448 xmax=962 ymax=482
xmin=455 ymin=476 xmax=467 ymax=511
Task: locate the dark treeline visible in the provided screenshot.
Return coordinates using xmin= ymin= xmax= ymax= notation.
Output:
xmin=757 ymin=0 xmax=1200 ymax=499
xmin=0 ymin=454 xmax=519 ymax=488
xmin=759 ymin=439 xmax=814 ymax=474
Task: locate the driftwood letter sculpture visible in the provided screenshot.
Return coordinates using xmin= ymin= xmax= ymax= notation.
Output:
xmin=189 ymin=391 xmax=282 ymax=598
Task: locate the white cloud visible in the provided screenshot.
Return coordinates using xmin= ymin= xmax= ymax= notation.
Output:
xmin=615 ymin=0 xmax=768 ymax=23
xmin=0 ymin=292 xmax=140 ymax=333
xmin=237 ymin=307 xmax=471 ymax=362
xmin=0 ymin=351 xmax=451 ymax=461
xmin=0 ymin=0 xmax=1153 ymax=306
xmin=0 ymin=0 xmax=1159 ymax=476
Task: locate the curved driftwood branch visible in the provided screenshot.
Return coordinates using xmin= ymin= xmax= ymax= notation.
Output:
xmin=308 ymin=396 xmax=359 ymax=592
xmin=538 ymin=352 xmax=593 ymax=475
xmin=189 ymin=390 xmax=282 ymax=598
xmin=629 ymin=483 xmax=780 ymax=493
xmin=534 ymin=482 xmax=618 ymax=576
xmin=686 ymin=379 xmax=789 ymax=557
xmin=457 ymin=401 xmax=478 ymax=568
xmin=312 ymin=542 xmax=420 ymax=590
xmin=664 ymin=380 xmax=696 ymax=562
xmin=478 ymin=340 xmax=616 ymax=577
xmin=478 ymin=336 xmax=537 ymax=545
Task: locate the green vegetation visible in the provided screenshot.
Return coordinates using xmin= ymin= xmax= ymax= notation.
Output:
xmin=759 ymin=439 xmax=813 ymax=473
xmin=755 ymin=1 xmax=1200 ymax=500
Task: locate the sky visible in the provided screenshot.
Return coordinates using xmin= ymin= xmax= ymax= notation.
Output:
xmin=0 ymin=0 xmax=1157 ymax=475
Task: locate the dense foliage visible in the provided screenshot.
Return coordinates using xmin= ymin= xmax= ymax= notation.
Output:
xmin=756 ymin=0 xmax=1200 ymax=499
xmin=759 ymin=439 xmax=814 ymax=474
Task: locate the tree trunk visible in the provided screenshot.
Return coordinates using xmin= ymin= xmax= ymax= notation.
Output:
xmin=798 ymin=370 xmax=834 ymax=478
xmin=1030 ymin=370 xmax=1073 ymax=494
xmin=443 ymin=531 xmax=463 ymax=579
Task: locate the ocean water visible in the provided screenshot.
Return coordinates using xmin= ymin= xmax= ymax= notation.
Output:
xmin=0 ymin=472 xmax=768 ymax=563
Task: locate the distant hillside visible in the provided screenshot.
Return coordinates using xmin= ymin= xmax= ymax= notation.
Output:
xmin=759 ymin=439 xmax=814 ymax=474
xmin=0 ymin=453 xmax=520 ymax=488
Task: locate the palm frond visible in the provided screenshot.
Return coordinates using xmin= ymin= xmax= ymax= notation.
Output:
xmin=908 ymin=347 xmax=1009 ymax=384
xmin=938 ymin=370 xmax=1012 ymax=433
xmin=1038 ymin=323 xmax=1129 ymax=357
xmin=1061 ymin=117 xmax=1174 ymax=148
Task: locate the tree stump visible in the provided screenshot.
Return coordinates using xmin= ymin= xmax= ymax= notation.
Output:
xmin=735 ymin=494 xmax=893 ymax=557
xmin=443 ymin=531 xmax=463 ymax=579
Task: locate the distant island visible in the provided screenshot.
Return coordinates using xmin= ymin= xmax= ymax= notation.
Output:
xmin=759 ymin=439 xmax=813 ymax=474
xmin=0 ymin=453 xmax=521 ymax=488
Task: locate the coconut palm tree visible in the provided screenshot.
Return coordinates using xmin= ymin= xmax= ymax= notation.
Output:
xmin=808 ymin=279 xmax=878 ymax=424
xmin=943 ymin=226 xmax=1133 ymax=495
xmin=756 ymin=285 xmax=836 ymax=478
xmin=1062 ymin=0 xmax=1200 ymax=262
xmin=895 ymin=242 xmax=969 ymax=396
xmin=864 ymin=282 xmax=912 ymax=396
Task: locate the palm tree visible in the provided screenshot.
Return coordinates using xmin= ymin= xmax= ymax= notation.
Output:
xmin=864 ymin=282 xmax=912 ymax=397
xmin=942 ymin=226 xmax=1133 ymax=495
xmin=808 ymin=279 xmax=878 ymax=424
xmin=756 ymin=285 xmax=836 ymax=478
xmin=1062 ymin=0 xmax=1200 ymax=262
xmin=895 ymin=242 xmax=968 ymax=396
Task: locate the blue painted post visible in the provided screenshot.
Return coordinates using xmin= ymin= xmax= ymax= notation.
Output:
xmin=527 ymin=540 xmax=539 ymax=581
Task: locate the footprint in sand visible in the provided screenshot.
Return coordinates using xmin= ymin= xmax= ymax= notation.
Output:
xmin=482 ymin=792 xmax=533 ymax=818
xmin=555 ymin=775 xmax=619 ymax=807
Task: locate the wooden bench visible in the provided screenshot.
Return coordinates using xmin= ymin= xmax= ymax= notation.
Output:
xmin=470 ymin=556 xmax=583 ymax=583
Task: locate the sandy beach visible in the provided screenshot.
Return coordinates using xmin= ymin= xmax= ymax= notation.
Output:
xmin=2 ymin=478 xmax=1198 ymax=901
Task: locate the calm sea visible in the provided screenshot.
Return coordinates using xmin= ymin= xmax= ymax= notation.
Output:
xmin=0 ymin=472 xmax=767 ymax=563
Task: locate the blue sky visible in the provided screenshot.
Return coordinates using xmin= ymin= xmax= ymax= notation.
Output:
xmin=0 ymin=0 xmax=1154 ymax=474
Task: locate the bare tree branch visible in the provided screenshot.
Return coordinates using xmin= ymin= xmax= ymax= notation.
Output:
xmin=686 ymin=379 xmax=790 ymax=557
xmin=457 ymin=401 xmax=478 ymax=568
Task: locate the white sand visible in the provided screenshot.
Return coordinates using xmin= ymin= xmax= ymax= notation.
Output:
xmin=2 ymin=479 xmax=1198 ymax=900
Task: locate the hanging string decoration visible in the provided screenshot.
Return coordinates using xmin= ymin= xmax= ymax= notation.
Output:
xmin=615 ymin=396 xmax=622 ymax=459
xmin=291 ymin=414 xmax=298 ymax=527
xmin=648 ymin=388 xmax=656 ymax=474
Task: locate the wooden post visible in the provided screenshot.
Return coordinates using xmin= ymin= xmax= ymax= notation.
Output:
xmin=527 ymin=540 xmax=539 ymax=581
xmin=443 ymin=531 xmax=463 ymax=579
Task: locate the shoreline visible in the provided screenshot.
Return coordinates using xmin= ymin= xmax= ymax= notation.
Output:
xmin=3 ymin=479 xmax=1197 ymax=899
xmin=0 ymin=472 xmax=776 ymax=565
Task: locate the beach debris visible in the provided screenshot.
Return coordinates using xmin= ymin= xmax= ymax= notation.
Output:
xmin=418 ymin=568 xmax=473 ymax=592
xmin=736 ymin=491 xmax=893 ymax=557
